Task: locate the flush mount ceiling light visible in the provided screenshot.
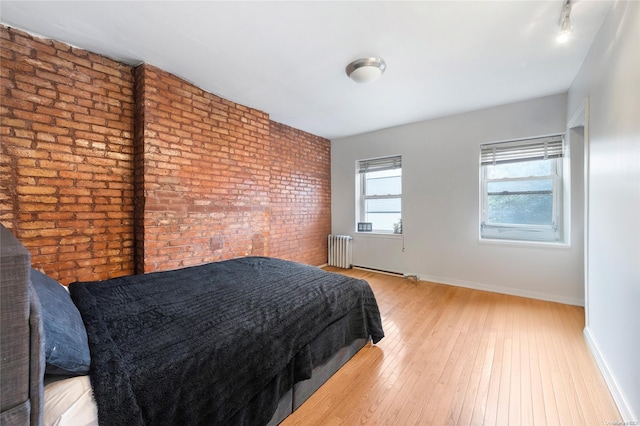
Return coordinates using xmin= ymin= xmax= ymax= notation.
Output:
xmin=345 ymin=57 xmax=386 ymax=84
xmin=557 ymin=0 xmax=573 ymax=43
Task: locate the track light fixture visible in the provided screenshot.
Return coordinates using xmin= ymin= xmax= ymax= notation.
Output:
xmin=557 ymin=0 xmax=573 ymax=43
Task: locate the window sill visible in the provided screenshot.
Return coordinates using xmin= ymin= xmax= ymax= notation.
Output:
xmin=478 ymin=237 xmax=570 ymax=249
xmin=355 ymin=232 xmax=403 ymax=239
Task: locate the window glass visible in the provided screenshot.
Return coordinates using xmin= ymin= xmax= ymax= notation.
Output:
xmin=365 ymin=171 xmax=401 ymax=196
xmin=486 ymin=159 xmax=553 ymax=179
xmin=365 ymin=198 xmax=401 ymax=212
xmin=487 ymin=192 xmax=553 ymax=225
xmin=364 ymin=198 xmax=402 ymax=230
xmin=365 ymin=212 xmax=402 ymax=232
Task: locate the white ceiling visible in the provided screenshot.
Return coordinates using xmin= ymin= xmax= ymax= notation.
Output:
xmin=0 ymin=1 xmax=612 ymax=139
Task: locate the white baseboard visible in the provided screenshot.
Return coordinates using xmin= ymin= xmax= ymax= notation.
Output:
xmin=341 ymin=266 xmax=584 ymax=306
xmin=584 ymin=327 xmax=637 ymax=422
xmin=353 ymin=265 xmax=404 ymax=277
xmin=415 ymin=273 xmax=584 ymax=306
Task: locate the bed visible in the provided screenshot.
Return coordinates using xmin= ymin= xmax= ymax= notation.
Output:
xmin=0 ymin=224 xmax=384 ymax=425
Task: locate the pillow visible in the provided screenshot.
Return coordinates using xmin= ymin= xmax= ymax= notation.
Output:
xmin=30 ymin=269 xmax=90 ymax=375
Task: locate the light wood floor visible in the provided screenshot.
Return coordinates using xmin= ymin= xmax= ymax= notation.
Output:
xmin=282 ymin=267 xmax=621 ymax=425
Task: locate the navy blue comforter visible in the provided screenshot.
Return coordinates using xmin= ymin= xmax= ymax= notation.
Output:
xmin=70 ymin=257 xmax=384 ymax=425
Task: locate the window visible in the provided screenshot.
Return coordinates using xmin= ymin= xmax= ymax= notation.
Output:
xmin=356 ymin=156 xmax=402 ymax=234
xmin=480 ymin=135 xmax=564 ymax=242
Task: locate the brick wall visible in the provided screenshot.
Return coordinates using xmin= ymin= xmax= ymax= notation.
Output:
xmin=134 ymin=64 xmax=272 ymax=272
xmin=0 ymin=26 xmax=135 ymax=283
xmin=270 ymin=122 xmax=331 ymax=265
xmin=1 ymin=26 xmax=331 ymax=283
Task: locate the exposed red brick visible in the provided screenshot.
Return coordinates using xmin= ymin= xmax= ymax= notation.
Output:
xmin=133 ymin=64 xmax=273 ymax=272
xmin=2 ymin=25 xmax=332 ymax=283
xmin=0 ymin=26 xmax=135 ymax=283
xmin=269 ymin=122 xmax=331 ymax=266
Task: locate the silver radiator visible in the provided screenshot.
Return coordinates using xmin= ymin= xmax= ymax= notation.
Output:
xmin=328 ymin=234 xmax=353 ymax=269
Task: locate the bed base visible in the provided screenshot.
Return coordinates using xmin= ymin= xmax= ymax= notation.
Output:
xmin=268 ymin=337 xmax=367 ymax=425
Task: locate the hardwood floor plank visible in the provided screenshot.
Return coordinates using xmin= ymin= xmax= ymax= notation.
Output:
xmin=517 ymin=297 xmax=534 ymax=426
xmin=459 ymin=294 xmax=494 ymax=426
xmin=281 ymin=268 xmax=622 ymax=425
xmin=527 ymin=299 xmax=554 ymax=426
xmin=495 ymin=298 xmax=514 ymax=426
xmin=481 ymin=294 xmax=507 ymax=426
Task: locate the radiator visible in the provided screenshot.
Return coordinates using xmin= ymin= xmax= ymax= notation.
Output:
xmin=328 ymin=234 xmax=353 ymax=269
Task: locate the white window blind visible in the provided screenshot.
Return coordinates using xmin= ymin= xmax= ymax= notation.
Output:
xmin=358 ymin=156 xmax=402 ymax=174
xmin=481 ymin=135 xmax=564 ymax=166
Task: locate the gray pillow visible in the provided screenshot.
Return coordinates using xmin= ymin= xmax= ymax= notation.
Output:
xmin=30 ymin=269 xmax=90 ymax=375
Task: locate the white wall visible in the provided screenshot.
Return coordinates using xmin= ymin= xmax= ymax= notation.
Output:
xmin=332 ymin=92 xmax=586 ymax=306
xmin=568 ymin=1 xmax=639 ymax=421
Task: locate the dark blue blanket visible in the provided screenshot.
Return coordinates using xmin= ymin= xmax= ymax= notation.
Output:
xmin=69 ymin=257 xmax=383 ymax=425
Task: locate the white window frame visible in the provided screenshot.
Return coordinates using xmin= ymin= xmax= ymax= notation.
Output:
xmin=480 ymin=135 xmax=564 ymax=243
xmin=356 ymin=156 xmax=402 ymax=234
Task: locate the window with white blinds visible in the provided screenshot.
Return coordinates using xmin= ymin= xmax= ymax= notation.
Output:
xmin=480 ymin=135 xmax=565 ymax=243
xmin=356 ymin=156 xmax=402 ymax=234
xmin=481 ymin=135 xmax=564 ymax=165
